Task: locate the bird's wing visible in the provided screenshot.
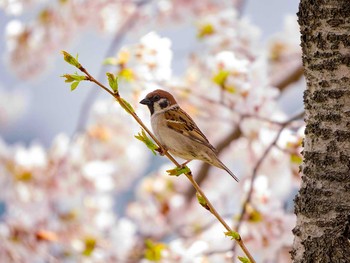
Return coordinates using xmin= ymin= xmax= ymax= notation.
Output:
xmin=164 ymin=107 xmax=216 ymax=151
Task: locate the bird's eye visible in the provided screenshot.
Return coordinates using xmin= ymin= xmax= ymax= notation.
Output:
xmin=153 ymin=95 xmax=160 ymax=101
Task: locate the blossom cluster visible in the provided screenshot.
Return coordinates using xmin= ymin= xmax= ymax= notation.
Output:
xmin=0 ymin=2 xmax=304 ymax=263
xmin=3 ymin=0 xmax=234 ymax=79
xmin=0 ymin=102 xmax=149 ymax=262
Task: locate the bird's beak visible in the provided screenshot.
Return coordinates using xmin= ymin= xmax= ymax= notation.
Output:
xmin=140 ymin=98 xmax=151 ymax=105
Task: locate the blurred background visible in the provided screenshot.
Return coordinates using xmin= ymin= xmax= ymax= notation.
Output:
xmin=1 ymin=0 xmax=299 ymax=146
xmin=0 ymin=1 xmax=305 ymax=262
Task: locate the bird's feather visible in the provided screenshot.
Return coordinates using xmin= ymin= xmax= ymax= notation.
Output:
xmin=164 ymin=107 xmax=216 ymax=152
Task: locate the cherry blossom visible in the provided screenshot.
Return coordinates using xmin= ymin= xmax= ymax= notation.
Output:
xmin=0 ymin=2 xmax=305 ymax=262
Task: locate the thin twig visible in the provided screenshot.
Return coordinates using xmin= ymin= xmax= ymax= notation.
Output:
xmin=175 ymin=213 xmax=235 ymax=238
xmin=184 ymin=111 xmax=300 ymax=200
xmin=74 ymin=64 xmax=256 ymax=263
xmin=74 ymin=0 xmax=151 ymax=134
xmin=240 ymin=113 xmax=292 ymax=126
xmin=235 ymin=0 xmax=248 ymax=16
xmin=232 ymin=111 xmax=304 ymax=253
xmin=184 ymin=126 xmax=242 ymax=199
xmin=273 ymin=62 xmax=304 ymax=91
xmin=180 ymin=61 xmax=304 ymax=196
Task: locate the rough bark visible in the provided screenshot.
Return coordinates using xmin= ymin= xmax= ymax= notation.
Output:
xmin=292 ymin=1 xmax=350 ymax=262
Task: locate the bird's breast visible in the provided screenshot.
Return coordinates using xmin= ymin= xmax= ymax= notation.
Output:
xmin=151 ymin=114 xmax=201 ymax=160
xmin=150 ymin=114 xmax=164 ymax=142
xmin=151 ymin=114 xmax=177 ymax=146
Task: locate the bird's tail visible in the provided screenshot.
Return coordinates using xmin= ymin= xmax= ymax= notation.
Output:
xmin=216 ymin=159 xmax=239 ymax=182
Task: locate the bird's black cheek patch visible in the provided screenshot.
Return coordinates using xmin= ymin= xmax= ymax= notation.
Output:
xmin=148 ymin=104 xmax=155 ymax=115
xmin=159 ymin=100 xmax=169 ymax=109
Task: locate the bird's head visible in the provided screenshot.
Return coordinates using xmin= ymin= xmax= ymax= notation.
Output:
xmin=140 ymin=89 xmax=177 ymax=115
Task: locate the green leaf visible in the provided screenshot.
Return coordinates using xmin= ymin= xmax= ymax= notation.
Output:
xmin=213 ymin=70 xmax=230 ymax=86
xmin=62 ymin=74 xmax=75 ymax=83
xmin=71 ymin=81 xmax=80 ymax=91
xmin=61 ymin=73 xmax=87 ymax=91
xmin=238 ymin=256 xmax=251 ymax=263
xmin=106 ymin=72 xmax=118 ymax=92
xmin=118 ymin=98 xmax=135 ymax=114
xmin=225 ymin=85 xmax=237 ymax=94
xmin=197 ymin=23 xmax=215 ymax=38
xmin=16 ymin=171 xmax=32 ymax=181
xmin=248 ymin=208 xmax=263 ymax=223
xmin=103 ymin=57 xmax=118 ymax=66
xmin=61 ymin=73 xmax=87 ymax=83
xmin=225 ymin=230 xmax=241 ymax=241
xmin=166 ymin=166 xmax=191 ymax=177
xmin=118 ymin=68 xmax=134 ymax=81
xmin=290 ymin=153 xmax=303 ymax=164
xmin=144 ymin=239 xmax=166 ymax=261
xmin=134 ymin=129 xmax=158 ymax=155
xmin=61 ymin=51 xmax=81 ymax=68
xmin=196 ymin=192 xmax=209 ymax=210
xmin=82 ymin=237 xmax=96 ymax=256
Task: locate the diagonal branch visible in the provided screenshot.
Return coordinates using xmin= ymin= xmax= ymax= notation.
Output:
xmin=74 ymin=0 xmax=151 ymax=134
xmin=184 ymin=62 xmax=304 ymax=199
xmin=232 ymin=111 xmax=304 ymax=252
xmin=184 ymin=126 xmax=242 ymax=200
xmin=273 ymin=62 xmax=304 ymax=91
xmin=67 ymin=59 xmax=257 ymax=263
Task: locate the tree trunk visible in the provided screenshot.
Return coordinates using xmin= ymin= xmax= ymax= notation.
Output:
xmin=292 ymin=1 xmax=350 ymax=262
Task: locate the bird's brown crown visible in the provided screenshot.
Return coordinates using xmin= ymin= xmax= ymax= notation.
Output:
xmin=145 ymin=89 xmax=177 ymax=105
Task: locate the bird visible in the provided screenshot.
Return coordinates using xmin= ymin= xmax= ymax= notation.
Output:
xmin=140 ymin=89 xmax=239 ymax=182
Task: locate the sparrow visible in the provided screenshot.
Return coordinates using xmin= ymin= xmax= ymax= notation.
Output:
xmin=140 ymin=89 xmax=239 ymax=182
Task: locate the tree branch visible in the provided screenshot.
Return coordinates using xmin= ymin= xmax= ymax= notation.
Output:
xmin=232 ymin=111 xmax=304 ymax=252
xmin=63 ymin=55 xmax=257 ymax=263
xmin=184 ymin=62 xmax=304 ymax=200
xmin=273 ymin=62 xmax=304 ymax=91
xmin=74 ymin=0 xmax=151 ymax=134
xmin=184 ymin=126 xmax=242 ymax=200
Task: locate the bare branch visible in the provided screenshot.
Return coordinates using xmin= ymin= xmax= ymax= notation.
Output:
xmin=184 ymin=126 xmax=242 ymax=199
xmin=74 ymin=0 xmax=151 ymax=134
xmin=232 ymin=111 xmax=304 ymax=253
xmin=273 ymin=62 xmax=304 ymax=91
xmin=63 ymin=57 xmax=257 ymax=263
xmin=184 ymin=61 xmax=304 ymax=199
